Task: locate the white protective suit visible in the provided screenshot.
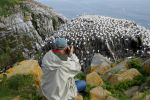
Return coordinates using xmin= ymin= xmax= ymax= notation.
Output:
xmin=41 ymin=50 xmax=81 ymax=100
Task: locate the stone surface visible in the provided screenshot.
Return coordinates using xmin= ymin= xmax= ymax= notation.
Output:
xmin=88 ymin=53 xmax=111 ymax=74
xmin=109 ymin=68 xmax=141 ymax=84
xmin=132 ymin=92 xmax=144 ymax=100
xmin=1 ymin=60 xmax=43 ymax=88
xmin=143 ymin=94 xmax=150 ymax=100
xmin=86 ymin=72 xmax=103 ymax=87
xmin=91 ymin=53 xmax=112 ymax=67
xmin=74 ymin=94 xmax=83 ymax=100
xmin=106 ymin=96 xmax=117 ymax=100
xmin=102 ymin=59 xmax=128 ymax=81
xmin=124 ymin=86 xmax=139 ymax=97
xmin=96 ymin=66 xmax=111 ymax=75
xmin=132 ymin=92 xmax=150 ymax=100
xmin=143 ymin=58 xmax=150 ymax=75
xmin=90 ymin=86 xmax=111 ymax=100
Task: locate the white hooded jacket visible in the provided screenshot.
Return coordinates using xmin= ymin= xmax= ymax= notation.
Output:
xmin=41 ymin=50 xmax=81 ymax=100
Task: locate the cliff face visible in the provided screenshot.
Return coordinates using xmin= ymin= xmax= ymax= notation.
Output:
xmin=0 ymin=0 xmax=67 ymax=68
xmin=51 ymin=15 xmax=150 ymax=67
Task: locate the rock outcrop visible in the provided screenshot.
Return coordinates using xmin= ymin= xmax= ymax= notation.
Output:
xmin=0 ymin=0 xmax=67 ymax=69
xmin=51 ymin=15 xmax=150 ymax=67
xmin=0 ymin=60 xmax=43 ymax=88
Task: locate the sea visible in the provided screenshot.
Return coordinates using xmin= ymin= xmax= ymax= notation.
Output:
xmin=37 ymin=0 xmax=150 ymax=29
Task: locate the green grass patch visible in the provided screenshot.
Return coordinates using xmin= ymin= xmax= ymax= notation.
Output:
xmin=74 ymin=72 xmax=86 ymax=80
xmin=0 ymin=74 xmax=40 ymax=99
xmin=0 ymin=0 xmax=23 ymax=16
xmin=83 ymin=84 xmax=96 ymax=100
xmin=127 ymin=57 xmax=143 ymax=72
xmin=102 ymin=75 xmax=148 ymax=99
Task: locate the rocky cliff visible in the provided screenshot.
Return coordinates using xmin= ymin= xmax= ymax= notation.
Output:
xmin=0 ymin=0 xmax=67 ymax=69
xmin=50 ymin=15 xmax=150 ymax=67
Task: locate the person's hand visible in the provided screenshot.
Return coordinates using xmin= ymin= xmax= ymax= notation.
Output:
xmin=69 ymin=46 xmax=74 ymax=55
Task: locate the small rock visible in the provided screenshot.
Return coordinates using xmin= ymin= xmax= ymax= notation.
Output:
xmin=132 ymin=92 xmax=144 ymax=100
xmin=13 ymin=96 xmax=20 ymax=100
xmin=124 ymin=86 xmax=139 ymax=97
xmin=74 ymin=94 xmax=83 ymax=100
xmin=106 ymin=96 xmax=117 ymax=100
xmin=90 ymin=86 xmax=111 ymax=100
xmin=86 ymin=72 xmax=103 ymax=87
xmin=143 ymin=94 xmax=150 ymax=100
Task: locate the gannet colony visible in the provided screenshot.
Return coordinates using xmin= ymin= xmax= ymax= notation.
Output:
xmin=44 ymin=15 xmax=150 ymax=67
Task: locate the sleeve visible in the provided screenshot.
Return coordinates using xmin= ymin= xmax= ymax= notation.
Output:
xmin=60 ymin=54 xmax=81 ymax=76
xmin=69 ymin=54 xmax=79 ymax=62
xmin=41 ymin=52 xmax=61 ymax=70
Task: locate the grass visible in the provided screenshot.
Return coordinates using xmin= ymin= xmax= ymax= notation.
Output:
xmin=74 ymin=72 xmax=86 ymax=80
xmin=102 ymin=75 xmax=148 ymax=99
xmin=127 ymin=57 xmax=144 ymax=73
xmin=83 ymin=84 xmax=96 ymax=100
xmin=0 ymin=74 xmax=40 ymax=100
xmin=0 ymin=0 xmax=22 ymax=16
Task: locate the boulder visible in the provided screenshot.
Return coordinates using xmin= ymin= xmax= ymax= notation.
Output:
xmin=102 ymin=59 xmax=128 ymax=81
xmin=88 ymin=53 xmax=111 ymax=74
xmin=0 ymin=60 xmax=43 ymax=88
xmin=90 ymin=86 xmax=111 ymax=100
xmin=91 ymin=53 xmax=112 ymax=67
xmin=109 ymin=68 xmax=141 ymax=84
xmin=143 ymin=58 xmax=150 ymax=75
xmin=86 ymin=72 xmax=103 ymax=87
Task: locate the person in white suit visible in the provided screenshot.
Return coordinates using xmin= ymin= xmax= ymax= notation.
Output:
xmin=41 ymin=38 xmax=84 ymax=100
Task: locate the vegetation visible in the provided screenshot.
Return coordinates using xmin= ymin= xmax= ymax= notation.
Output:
xmin=74 ymin=72 xmax=86 ymax=80
xmin=127 ymin=57 xmax=143 ymax=70
xmin=101 ymin=74 xmax=149 ymax=99
xmin=0 ymin=0 xmax=23 ymax=16
xmin=83 ymin=84 xmax=96 ymax=100
xmin=0 ymin=74 xmax=40 ymax=99
xmin=0 ymin=34 xmax=35 ymax=71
